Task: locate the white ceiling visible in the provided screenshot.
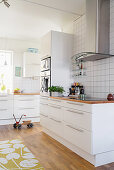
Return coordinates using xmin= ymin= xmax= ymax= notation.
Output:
xmin=0 ymin=0 xmax=85 ymax=40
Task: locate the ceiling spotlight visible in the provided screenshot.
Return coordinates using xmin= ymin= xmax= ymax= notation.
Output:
xmin=0 ymin=0 xmax=10 ymax=8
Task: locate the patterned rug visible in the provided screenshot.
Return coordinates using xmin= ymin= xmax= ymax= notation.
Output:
xmin=0 ymin=139 xmax=44 ymax=169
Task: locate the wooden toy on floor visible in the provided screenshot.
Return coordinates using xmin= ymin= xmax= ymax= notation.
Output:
xmin=13 ymin=114 xmax=33 ymax=129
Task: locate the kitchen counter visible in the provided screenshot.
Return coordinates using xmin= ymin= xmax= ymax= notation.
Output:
xmin=14 ymin=93 xmax=40 ymax=95
xmin=49 ymin=96 xmax=114 ymax=104
xmin=40 ymin=95 xmax=114 ymax=167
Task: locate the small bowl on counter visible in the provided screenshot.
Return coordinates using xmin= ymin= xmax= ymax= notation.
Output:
xmin=107 ymin=94 xmax=114 ymax=101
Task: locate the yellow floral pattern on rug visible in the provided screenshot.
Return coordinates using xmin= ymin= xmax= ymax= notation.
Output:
xmin=0 ymin=139 xmax=44 ymax=169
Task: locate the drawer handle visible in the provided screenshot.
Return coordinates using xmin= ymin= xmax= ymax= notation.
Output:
xmin=67 ymin=102 xmax=83 ymax=106
xmin=0 ymin=109 xmax=8 ymax=111
xmin=49 ymin=99 xmax=61 ymax=102
xmin=0 ymin=100 xmax=8 ymax=101
xmin=50 ymin=118 xmax=61 ymax=123
xmin=41 ymin=96 xmax=48 ymax=99
xmin=67 ymin=110 xmax=84 ymax=115
xmin=41 ymin=113 xmax=48 ymax=117
xmin=40 ymin=103 xmax=48 ymax=106
xmin=48 ymin=104 xmax=61 ymax=109
xmin=19 ymin=108 xmax=35 ymax=110
xmin=66 ymin=125 xmax=84 ymax=133
xmin=18 ymin=100 xmax=34 ymax=101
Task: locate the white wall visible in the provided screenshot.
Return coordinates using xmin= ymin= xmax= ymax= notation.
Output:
xmin=0 ymin=38 xmax=40 ymax=93
xmin=62 ymin=21 xmax=74 ymax=34
xmin=72 ymin=1 xmax=114 ymax=99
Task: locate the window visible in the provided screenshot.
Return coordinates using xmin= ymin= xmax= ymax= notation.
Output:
xmin=0 ymin=51 xmax=13 ymax=93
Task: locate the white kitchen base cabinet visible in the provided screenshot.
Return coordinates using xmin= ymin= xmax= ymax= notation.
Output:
xmin=14 ymin=95 xmax=40 ymax=123
xmin=0 ymin=95 xmax=13 ymax=125
xmin=40 ymin=96 xmax=114 ymax=167
xmin=0 ymin=94 xmax=40 ymax=125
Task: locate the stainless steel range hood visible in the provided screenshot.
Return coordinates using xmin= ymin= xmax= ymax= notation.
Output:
xmin=73 ymin=0 xmax=113 ymax=61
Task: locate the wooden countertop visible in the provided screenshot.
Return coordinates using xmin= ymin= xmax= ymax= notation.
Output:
xmin=49 ymin=96 xmax=114 ymax=104
xmin=14 ymin=93 xmax=40 ymax=95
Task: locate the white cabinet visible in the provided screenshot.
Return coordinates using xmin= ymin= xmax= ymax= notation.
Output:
xmin=41 ymin=32 xmax=51 ymax=58
xmin=23 ymin=52 xmax=40 ymax=77
xmin=63 ymin=123 xmax=91 ymax=153
xmin=63 ymin=100 xmax=92 ymax=113
xmin=0 ymin=95 xmax=13 ymax=125
xmin=40 ymin=115 xmax=49 ymax=129
xmin=48 ymin=104 xmax=63 ymax=122
xmin=0 ymin=94 xmax=40 ymax=125
xmin=40 ymin=31 xmax=73 ymax=95
xmin=14 ymin=95 xmax=40 ymax=122
xmin=48 ymin=117 xmax=63 ymax=138
xmin=40 ymin=97 xmax=114 ymax=167
xmin=63 ymin=108 xmax=92 ymax=131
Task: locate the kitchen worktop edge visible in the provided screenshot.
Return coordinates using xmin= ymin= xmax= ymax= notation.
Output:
xmin=49 ymin=96 xmax=114 ymax=104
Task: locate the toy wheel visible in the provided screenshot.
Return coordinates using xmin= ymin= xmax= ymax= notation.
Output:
xmin=27 ymin=123 xmax=33 ymax=128
xmin=18 ymin=124 xmax=22 ymax=129
xmin=13 ymin=123 xmax=17 ymax=129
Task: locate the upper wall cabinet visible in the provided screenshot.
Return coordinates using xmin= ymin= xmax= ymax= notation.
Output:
xmin=23 ymin=52 xmax=40 ymax=77
xmin=41 ymin=31 xmax=51 ymax=58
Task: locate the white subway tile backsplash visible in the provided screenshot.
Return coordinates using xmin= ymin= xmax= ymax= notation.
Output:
xmin=110 ymin=81 xmax=114 ymax=86
xmin=72 ymin=2 xmax=114 ymax=99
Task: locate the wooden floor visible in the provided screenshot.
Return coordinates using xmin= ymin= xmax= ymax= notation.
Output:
xmin=0 ymin=123 xmax=114 ymax=170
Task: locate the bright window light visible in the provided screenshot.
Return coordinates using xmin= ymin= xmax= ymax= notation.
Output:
xmin=0 ymin=51 xmax=13 ymax=93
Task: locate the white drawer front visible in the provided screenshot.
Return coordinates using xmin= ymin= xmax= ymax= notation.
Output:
xmin=48 ymin=117 xmax=63 ymax=137
xmin=48 ymin=98 xmax=63 ymax=106
xmin=40 ymin=103 xmax=49 ymax=116
xmin=40 ymin=96 xmax=48 ymax=104
xmin=0 ymin=95 xmax=13 ymax=100
xmin=0 ymin=109 xmax=13 ymax=119
xmin=63 ymin=100 xmax=92 ymax=113
xmin=14 ymin=108 xmax=38 ymax=118
xmin=40 ymin=115 xmax=49 ymax=129
xmin=0 ymin=119 xmax=14 ymax=125
xmin=14 ymin=99 xmax=36 ymax=108
xmin=64 ymin=123 xmax=92 ymax=154
xmin=48 ymin=104 xmax=62 ymax=121
xmin=14 ymin=95 xmax=35 ymax=100
xmin=0 ymin=100 xmax=13 ymax=110
xmin=63 ymin=108 xmax=91 ymax=131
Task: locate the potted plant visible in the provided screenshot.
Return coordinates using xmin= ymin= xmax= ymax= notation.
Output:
xmin=48 ymin=86 xmax=65 ymax=97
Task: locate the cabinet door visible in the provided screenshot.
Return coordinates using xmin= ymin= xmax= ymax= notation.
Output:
xmin=23 ymin=65 xmax=40 ymax=77
xmin=23 ymin=52 xmax=40 ymax=65
xmin=14 ymin=108 xmax=38 ymax=118
xmin=0 ymin=96 xmax=13 ymax=121
xmin=23 ymin=52 xmax=40 ymax=77
xmin=40 ymin=115 xmax=49 ymax=129
xmin=48 ymin=104 xmax=62 ymax=121
xmin=41 ymin=32 xmax=51 ymax=58
xmin=48 ymin=117 xmax=63 ymax=137
xmin=63 ymin=108 xmax=91 ymax=131
xmin=40 ymin=103 xmax=49 ymax=116
xmin=63 ymin=100 xmax=92 ymax=113
xmin=14 ymin=98 xmax=36 ymax=108
xmin=0 ymin=109 xmax=13 ymax=119
xmin=14 ymin=95 xmax=38 ymax=118
xmin=63 ymin=123 xmax=92 ymax=154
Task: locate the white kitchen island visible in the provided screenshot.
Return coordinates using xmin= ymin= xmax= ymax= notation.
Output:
xmin=40 ymin=96 xmax=114 ymax=167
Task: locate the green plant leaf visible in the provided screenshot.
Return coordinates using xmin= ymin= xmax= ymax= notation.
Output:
xmin=48 ymin=86 xmax=65 ymax=93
